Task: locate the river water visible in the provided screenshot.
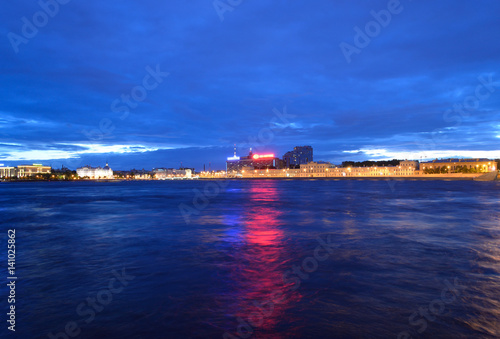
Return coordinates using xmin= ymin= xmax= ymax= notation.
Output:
xmin=1 ymin=179 xmax=499 ymax=338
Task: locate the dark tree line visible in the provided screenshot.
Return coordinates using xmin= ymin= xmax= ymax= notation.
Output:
xmin=423 ymin=165 xmax=487 ymax=174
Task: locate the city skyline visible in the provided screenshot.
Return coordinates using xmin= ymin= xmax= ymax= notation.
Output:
xmin=2 ymin=144 xmax=498 ymax=173
xmin=2 ymin=1 xmax=500 ymax=170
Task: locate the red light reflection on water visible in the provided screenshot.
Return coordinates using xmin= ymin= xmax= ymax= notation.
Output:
xmin=226 ymin=181 xmax=301 ymax=338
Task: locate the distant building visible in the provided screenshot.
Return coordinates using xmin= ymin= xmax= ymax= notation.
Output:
xmin=241 ymin=160 xmax=421 ymax=178
xmin=0 ymin=165 xmax=17 ymax=178
xmin=302 ymin=161 xmax=419 ymax=177
xmin=226 ymin=149 xmax=281 ymax=173
xmin=241 ymin=166 xmax=302 ymax=178
xmin=134 ymin=173 xmax=151 ymax=180
xmin=180 ymin=167 xmax=195 ymax=173
xmin=283 ymin=146 xmax=313 ymax=168
xmin=152 ymin=168 xmax=192 ymax=179
xmin=77 ymin=162 xmax=113 ymax=179
xmin=16 ymin=164 xmax=51 ymax=177
xmin=400 ymin=160 xmax=419 ymax=170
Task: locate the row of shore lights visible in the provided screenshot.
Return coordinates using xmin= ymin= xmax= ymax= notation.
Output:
xmin=200 ymin=171 xmax=225 ymax=176
xmin=242 ymin=166 xmax=403 ymax=173
xmin=242 ymin=166 xmax=404 ymax=174
xmin=239 ymin=162 xmax=496 ymax=175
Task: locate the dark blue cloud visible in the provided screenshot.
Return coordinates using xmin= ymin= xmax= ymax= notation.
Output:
xmin=1 ymin=0 xmax=499 ymax=169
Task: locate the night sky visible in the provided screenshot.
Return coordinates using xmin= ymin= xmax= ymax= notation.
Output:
xmin=1 ymin=1 xmax=500 ymax=170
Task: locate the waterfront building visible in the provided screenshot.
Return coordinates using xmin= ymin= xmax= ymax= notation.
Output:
xmin=16 ymin=164 xmax=52 ymax=177
xmin=152 ymin=168 xmax=192 ymax=179
xmin=0 ymin=165 xmax=17 ymax=178
xmin=134 ymin=173 xmax=152 ymax=180
xmin=317 ymin=163 xmax=418 ymax=177
xmin=400 ymin=160 xmax=419 ymax=170
xmin=226 ymin=149 xmax=281 ymax=174
xmin=240 ymin=160 xmax=420 ymax=178
xmin=198 ymin=170 xmax=226 ymax=178
xmin=241 ymin=166 xmax=301 ymax=178
xmin=420 ymin=158 xmax=495 ymax=173
xmin=283 ymin=146 xmax=313 ymax=168
xmin=300 ymin=161 xmax=335 ymax=177
xmin=76 ymin=163 xmax=113 ymax=179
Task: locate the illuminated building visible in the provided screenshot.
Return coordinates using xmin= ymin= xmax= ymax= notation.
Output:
xmin=301 ymin=161 xmax=418 ymax=177
xmin=226 ymin=149 xmax=281 ymax=173
xmin=152 ymin=168 xmax=192 ymax=179
xmin=242 ymin=166 xmax=301 ymax=178
xmin=241 ymin=160 xmax=421 ymax=178
xmin=198 ymin=170 xmax=226 ymax=178
xmin=283 ymin=146 xmax=313 ymax=168
xmin=0 ymin=165 xmax=17 ymax=178
xmin=134 ymin=172 xmax=152 ymax=180
xmin=16 ymin=164 xmax=52 ymax=177
xmin=76 ymin=162 xmax=113 ymax=179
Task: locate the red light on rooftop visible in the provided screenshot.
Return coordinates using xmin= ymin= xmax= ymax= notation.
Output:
xmin=253 ymin=154 xmax=274 ymax=159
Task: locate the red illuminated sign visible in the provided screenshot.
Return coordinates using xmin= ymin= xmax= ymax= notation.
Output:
xmin=253 ymin=154 xmax=274 ymax=159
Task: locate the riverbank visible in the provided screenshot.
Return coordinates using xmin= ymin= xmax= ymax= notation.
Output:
xmin=202 ymin=177 xmax=480 ymax=181
xmin=204 ymin=173 xmax=498 ymax=180
xmin=2 ymin=173 xmax=497 ymax=182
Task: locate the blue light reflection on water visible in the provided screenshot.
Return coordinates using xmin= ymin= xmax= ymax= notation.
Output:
xmin=0 ymin=179 xmax=499 ymax=338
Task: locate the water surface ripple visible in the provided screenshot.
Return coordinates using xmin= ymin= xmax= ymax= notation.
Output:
xmin=1 ymin=180 xmax=499 ymax=338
